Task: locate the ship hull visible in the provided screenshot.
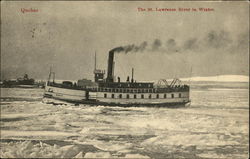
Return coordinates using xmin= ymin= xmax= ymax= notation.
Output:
xmin=44 ymin=84 xmax=190 ymax=107
xmin=43 ymin=97 xmax=190 ymax=107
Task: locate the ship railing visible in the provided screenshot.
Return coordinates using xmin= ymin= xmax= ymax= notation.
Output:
xmin=47 ymin=82 xmax=189 ymax=92
xmin=95 ymin=86 xmax=189 ymax=93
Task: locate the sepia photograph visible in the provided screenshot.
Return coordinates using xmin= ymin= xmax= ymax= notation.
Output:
xmin=1 ymin=1 xmax=249 ymax=158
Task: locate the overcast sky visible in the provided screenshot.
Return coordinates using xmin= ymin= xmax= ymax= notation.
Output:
xmin=1 ymin=1 xmax=249 ymax=81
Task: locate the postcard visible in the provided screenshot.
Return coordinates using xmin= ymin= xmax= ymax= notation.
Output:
xmin=1 ymin=1 xmax=249 ymax=158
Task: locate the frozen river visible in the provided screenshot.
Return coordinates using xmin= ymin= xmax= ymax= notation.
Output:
xmin=0 ymin=82 xmax=249 ymax=158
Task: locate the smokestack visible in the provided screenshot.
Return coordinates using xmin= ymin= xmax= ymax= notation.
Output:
xmin=107 ymin=50 xmax=114 ymax=82
xmin=113 ymin=61 xmax=115 ymax=80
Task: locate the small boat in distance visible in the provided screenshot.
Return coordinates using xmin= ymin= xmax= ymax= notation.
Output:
xmin=1 ymin=74 xmax=36 ymax=88
xmin=43 ymin=50 xmax=190 ymax=107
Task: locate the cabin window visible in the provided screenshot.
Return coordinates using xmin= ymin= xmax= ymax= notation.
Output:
xmin=104 ymin=94 xmax=107 ymax=98
xmin=164 ymin=94 xmax=167 ymax=98
xmin=127 ymin=94 xmax=130 ymax=99
xmin=119 ymin=94 xmax=122 ymax=98
xmin=112 ymin=94 xmax=114 ymax=98
xmin=179 ymin=93 xmax=181 ymax=98
xmin=149 ymin=94 xmax=152 ymax=99
xmin=141 ymin=94 xmax=144 ymax=99
xmin=171 ymin=94 xmax=174 ymax=98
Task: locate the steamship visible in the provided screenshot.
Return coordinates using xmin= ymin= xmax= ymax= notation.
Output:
xmin=43 ymin=49 xmax=190 ymax=107
xmin=2 ymin=74 xmax=36 ymax=88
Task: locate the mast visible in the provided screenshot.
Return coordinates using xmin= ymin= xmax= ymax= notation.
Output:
xmin=52 ymin=72 xmax=55 ymax=83
xmin=48 ymin=67 xmax=52 ymax=82
xmin=94 ymin=51 xmax=97 ymax=71
xmin=131 ymin=68 xmax=134 ymax=83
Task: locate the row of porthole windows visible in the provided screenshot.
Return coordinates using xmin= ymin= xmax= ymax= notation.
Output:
xmin=104 ymin=93 xmax=182 ymax=99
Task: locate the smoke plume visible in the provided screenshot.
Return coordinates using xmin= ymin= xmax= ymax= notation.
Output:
xmin=204 ymin=30 xmax=232 ymax=48
xmin=152 ymin=39 xmax=162 ymax=51
xmin=111 ymin=41 xmax=148 ymax=53
xmin=110 ymin=30 xmax=238 ymax=55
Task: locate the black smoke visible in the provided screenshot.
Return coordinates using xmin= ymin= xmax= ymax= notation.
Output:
xmin=152 ymin=39 xmax=162 ymax=51
xmin=204 ymin=30 xmax=232 ymax=48
xmin=183 ymin=38 xmax=198 ymax=50
xmin=110 ymin=41 xmax=148 ymax=53
xmin=110 ymin=30 xmax=235 ymax=54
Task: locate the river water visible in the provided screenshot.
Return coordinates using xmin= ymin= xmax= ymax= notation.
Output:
xmin=0 ymin=82 xmax=249 ymax=158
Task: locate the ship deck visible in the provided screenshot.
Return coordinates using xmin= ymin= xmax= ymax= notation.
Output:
xmin=47 ymin=82 xmax=189 ymax=93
